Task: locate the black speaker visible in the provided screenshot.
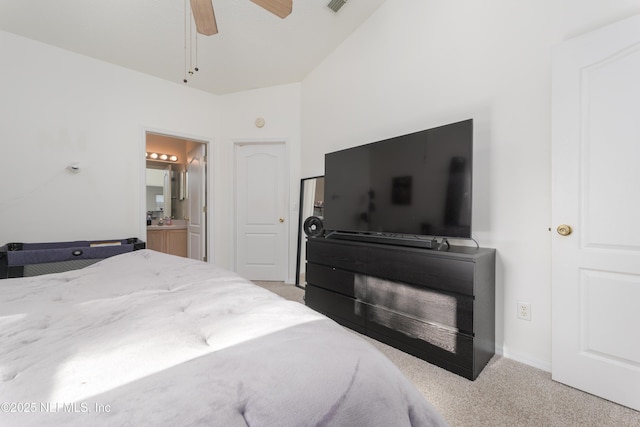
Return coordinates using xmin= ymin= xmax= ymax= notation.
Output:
xmin=303 ymin=216 xmax=324 ymax=237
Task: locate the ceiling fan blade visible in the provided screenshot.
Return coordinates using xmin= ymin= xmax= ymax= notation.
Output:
xmin=190 ymin=0 xmax=218 ymax=35
xmin=250 ymin=0 xmax=292 ymax=19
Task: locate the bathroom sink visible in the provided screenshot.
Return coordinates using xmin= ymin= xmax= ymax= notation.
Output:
xmin=147 ymin=223 xmax=187 ymax=230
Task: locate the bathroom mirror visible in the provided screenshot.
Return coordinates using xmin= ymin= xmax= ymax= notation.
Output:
xmin=146 ymin=162 xmax=187 ymax=221
xmin=295 ymin=176 xmax=324 ymax=287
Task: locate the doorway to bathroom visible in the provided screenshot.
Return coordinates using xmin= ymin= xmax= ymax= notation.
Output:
xmin=145 ymin=132 xmax=208 ymax=262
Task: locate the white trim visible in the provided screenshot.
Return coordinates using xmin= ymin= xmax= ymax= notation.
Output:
xmin=501 ymin=345 xmax=551 ymax=373
xmin=140 ymin=126 xmax=214 ymax=263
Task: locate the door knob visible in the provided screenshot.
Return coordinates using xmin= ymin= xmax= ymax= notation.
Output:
xmin=279 ymin=218 xmax=285 ymax=223
xmin=556 ymin=224 xmax=573 ymax=236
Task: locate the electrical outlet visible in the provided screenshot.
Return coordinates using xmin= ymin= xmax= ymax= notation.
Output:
xmin=517 ymin=302 xmax=531 ymax=321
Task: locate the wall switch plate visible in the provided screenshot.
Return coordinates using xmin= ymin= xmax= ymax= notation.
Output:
xmin=518 ymin=302 xmax=532 ymax=321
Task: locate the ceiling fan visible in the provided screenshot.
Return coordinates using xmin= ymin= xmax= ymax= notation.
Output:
xmin=190 ymin=0 xmax=293 ymax=36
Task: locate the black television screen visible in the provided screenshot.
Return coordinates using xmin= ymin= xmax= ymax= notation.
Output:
xmin=324 ymin=119 xmax=473 ymax=239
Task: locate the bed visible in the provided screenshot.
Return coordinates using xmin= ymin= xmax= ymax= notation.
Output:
xmin=0 ymin=249 xmax=447 ymax=426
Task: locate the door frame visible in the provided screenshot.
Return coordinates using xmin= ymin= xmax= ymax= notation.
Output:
xmin=140 ymin=126 xmax=213 ymax=263
xmin=232 ymin=138 xmax=290 ymax=282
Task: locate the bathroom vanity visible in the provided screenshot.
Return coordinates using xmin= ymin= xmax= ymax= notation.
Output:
xmin=147 ymin=224 xmax=187 ymax=258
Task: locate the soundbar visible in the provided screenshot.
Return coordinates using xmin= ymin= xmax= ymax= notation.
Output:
xmin=326 ymin=231 xmax=445 ymax=250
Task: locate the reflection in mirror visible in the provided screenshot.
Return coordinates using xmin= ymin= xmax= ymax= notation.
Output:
xmin=146 ymin=161 xmax=187 ymax=222
xmin=296 ymin=176 xmax=324 ymax=287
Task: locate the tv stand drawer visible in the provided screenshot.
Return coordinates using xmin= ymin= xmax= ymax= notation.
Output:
xmin=305 ymin=284 xmax=366 ymax=333
xmin=366 ymin=245 xmax=476 ymax=296
xmin=306 ymin=263 xmax=357 ymax=298
xmin=361 ymin=276 xmax=473 ymax=334
xmin=306 ymin=238 xmax=366 ymax=273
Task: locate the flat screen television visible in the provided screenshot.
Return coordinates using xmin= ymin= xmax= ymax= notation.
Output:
xmin=324 ymin=119 xmax=473 ymax=243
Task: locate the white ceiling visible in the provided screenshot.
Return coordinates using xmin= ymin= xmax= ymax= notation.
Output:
xmin=0 ymin=0 xmax=386 ymax=94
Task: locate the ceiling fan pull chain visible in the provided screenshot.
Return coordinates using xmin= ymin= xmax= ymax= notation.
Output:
xmin=195 ymin=33 xmax=199 ymax=72
xmin=189 ymin=6 xmax=194 ymax=77
xmin=183 ymin=0 xmax=188 ymax=83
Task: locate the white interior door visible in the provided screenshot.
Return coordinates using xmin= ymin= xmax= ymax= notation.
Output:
xmin=188 ymin=144 xmax=206 ymax=261
xmin=235 ymin=143 xmax=287 ymax=281
xmin=551 ymin=15 xmax=640 ymax=411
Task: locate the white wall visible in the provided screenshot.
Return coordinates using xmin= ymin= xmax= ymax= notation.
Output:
xmin=0 ymin=31 xmax=228 ymax=265
xmin=0 ymin=30 xmax=303 ymax=278
xmin=219 ymin=84 xmax=302 ymax=282
xmin=300 ymin=0 xmax=640 ymax=370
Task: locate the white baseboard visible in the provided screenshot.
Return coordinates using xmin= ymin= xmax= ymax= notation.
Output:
xmin=499 ymin=345 xmax=552 ymax=372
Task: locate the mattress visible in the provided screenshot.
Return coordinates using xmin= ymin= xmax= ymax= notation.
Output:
xmin=0 ymin=249 xmax=447 ymax=426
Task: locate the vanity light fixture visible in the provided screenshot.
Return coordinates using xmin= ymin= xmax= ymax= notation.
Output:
xmin=146 ymin=152 xmax=179 ymax=162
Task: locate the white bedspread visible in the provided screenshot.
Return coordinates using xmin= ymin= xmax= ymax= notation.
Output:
xmin=0 ymin=249 xmax=447 ymax=426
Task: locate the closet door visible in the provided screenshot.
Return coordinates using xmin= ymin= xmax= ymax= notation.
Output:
xmin=551 ymin=14 xmax=640 ymax=411
xmin=235 ymin=142 xmax=287 ymax=281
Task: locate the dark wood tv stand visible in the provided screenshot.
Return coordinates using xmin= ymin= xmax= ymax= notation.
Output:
xmin=304 ymin=237 xmax=496 ymax=380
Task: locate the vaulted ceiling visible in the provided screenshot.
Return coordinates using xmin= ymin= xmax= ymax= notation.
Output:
xmin=0 ymin=0 xmax=386 ymax=94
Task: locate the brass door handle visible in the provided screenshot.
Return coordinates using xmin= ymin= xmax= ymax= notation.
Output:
xmin=279 ymin=218 xmax=285 ymax=223
xmin=556 ymin=224 xmax=573 ymax=236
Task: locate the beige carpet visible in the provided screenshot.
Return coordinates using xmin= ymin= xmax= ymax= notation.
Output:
xmin=254 ymin=281 xmax=640 ymax=427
